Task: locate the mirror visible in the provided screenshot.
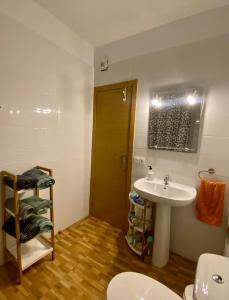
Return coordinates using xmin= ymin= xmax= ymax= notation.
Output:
xmin=148 ymin=88 xmax=204 ymax=153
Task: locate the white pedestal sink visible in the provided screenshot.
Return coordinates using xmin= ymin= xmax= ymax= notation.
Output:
xmin=134 ymin=178 xmax=196 ymax=268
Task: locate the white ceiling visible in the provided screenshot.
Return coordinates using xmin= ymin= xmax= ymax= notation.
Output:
xmin=35 ymin=0 xmax=229 ymax=46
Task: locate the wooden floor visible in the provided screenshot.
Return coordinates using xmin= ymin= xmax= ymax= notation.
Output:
xmin=0 ymin=217 xmax=196 ymax=300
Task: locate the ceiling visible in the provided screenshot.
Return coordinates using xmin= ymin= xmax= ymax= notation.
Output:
xmin=35 ymin=0 xmax=229 ymax=46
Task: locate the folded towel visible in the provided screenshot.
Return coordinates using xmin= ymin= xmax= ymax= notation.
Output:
xmin=26 ymin=215 xmax=53 ymax=233
xmin=23 ymin=168 xmax=55 ymax=190
xmin=6 ymin=198 xmax=34 ymax=221
xmin=6 ymin=196 xmax=52 ymax=221
xmin=4 ymin=175 xmax=38 ymax=190
xmin=21 ymin=196 xmax=52 ymax=215
xmin=2 ymin=217 xmax=40 ymax=243
xmin=196 ymin=179 xmax=226 ymax=226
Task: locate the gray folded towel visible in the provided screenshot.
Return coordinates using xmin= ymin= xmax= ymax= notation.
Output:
xmin=26 ymin=215 xmax=53 ymax=234
xmin=6 ymin=196 xmax=52 ymax=221
xmin=6 ymin=198 xmax=34 ymax=221
xmin=23 ymin=168 xmax=55 ymax=190
xmin=21 ymin=196 xmax=52 ymax=215
xmin=2 ymin=217 xmax=40 ymax=243
xmin=4 ymin=175 xmax=38 ymax=190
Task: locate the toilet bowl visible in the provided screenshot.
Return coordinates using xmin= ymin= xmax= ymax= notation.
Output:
xmin=107 ymin=272 xmax=182 ymax=300
xmin=183 ymin=284 xmax=194 ymax=300
xmin=107 ymin=254 xmax=229 ymax=300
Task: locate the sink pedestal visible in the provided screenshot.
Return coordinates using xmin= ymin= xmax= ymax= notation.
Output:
xmin=152 ymin=204 xmax=171 ymax=268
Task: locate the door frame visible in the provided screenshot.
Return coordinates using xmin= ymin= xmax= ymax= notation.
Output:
xmin=89 ymin=80 xmax=137 ymax=230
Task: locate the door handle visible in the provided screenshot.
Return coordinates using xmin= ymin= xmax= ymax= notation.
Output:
xmin=121 ymin=154 xmax=128 ymax=171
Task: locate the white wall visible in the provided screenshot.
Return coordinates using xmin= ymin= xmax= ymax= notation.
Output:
xmin=95 ymin=5 xmax=229 ymax=65
xmin=95 ymin=33 xmax=229 ymax=261
xmin=0 ymin=0 xmax=94 ymax=265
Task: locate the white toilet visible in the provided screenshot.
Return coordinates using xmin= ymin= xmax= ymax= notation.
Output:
xmin=107 ymin=272 xmax=184 ymax=300
xmin=183 ymin=284 xmax=194 ymax=300
xmin=107 ymin=253 xmax=229 ymax=300
xmin=107 ymin=272 xmax=195 ymax=300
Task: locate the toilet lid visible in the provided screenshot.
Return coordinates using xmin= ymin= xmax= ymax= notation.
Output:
xmin=107 ymin=272 xmax=182 ymax=300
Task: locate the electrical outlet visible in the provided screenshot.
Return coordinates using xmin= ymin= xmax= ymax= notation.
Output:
xmin=133 ymin=156 xmax=146 ymax=165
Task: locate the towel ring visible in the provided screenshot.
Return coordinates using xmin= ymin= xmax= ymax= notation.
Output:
xmin=198 ymin=168 xmax=215 ymax=179
xmin=198 ymin=168 xmax=229 ymax=180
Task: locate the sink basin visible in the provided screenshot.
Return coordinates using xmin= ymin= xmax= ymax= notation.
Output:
xmin=133 ymin=177 xmax=196 ymax=268
xmin=194 ymin=253 xmax=229 ymax=300
xmin=133 ymin=178 xmax=197 ymax=206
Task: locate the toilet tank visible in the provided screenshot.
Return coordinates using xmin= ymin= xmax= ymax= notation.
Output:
xmin=193 ymin=253 xmax=229 ymax=300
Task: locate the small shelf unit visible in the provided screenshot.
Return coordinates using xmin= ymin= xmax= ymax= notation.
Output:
xmin=1 ymin=166 xmax=55 ymax=283
xmin=125 ymin=193 xmax=154 ymax=260
xmin=125 ymin=236 xmax=142 ymax=255
xmin=6 ymin=236 xmax=53 ymax=271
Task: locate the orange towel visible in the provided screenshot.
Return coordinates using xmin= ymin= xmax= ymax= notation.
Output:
xmin=196 ymin=179 xmax=226 ymax=226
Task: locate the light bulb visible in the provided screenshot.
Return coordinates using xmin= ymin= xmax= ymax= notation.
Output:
xmin=187 ymin=94 xmax=196 ymax=105
xmin=152 ymin=97 xmax=162 ymax=108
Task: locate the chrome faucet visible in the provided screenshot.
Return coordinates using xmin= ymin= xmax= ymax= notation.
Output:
xmin=164 ymin=175 xmax=169 ymax=186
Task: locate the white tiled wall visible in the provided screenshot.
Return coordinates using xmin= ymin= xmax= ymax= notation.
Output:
xmin=95 ymin=34 xmax=229 ymax=261
xmin=0 ymin=1 xmax=94 ymax=265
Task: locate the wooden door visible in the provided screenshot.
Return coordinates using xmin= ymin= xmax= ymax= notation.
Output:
xmin=90 ymin=80 xmax=137 ymax=230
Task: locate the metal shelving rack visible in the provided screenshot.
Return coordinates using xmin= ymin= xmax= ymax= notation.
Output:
xmin=1 ymin=166 xmax=55 ymax=284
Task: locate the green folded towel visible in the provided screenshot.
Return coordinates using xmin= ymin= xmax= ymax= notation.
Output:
xmin=27 ymin=215 xmax=53 ymax=234
xmin=6 ymin=198 xmax=34 ymax=220
xmin=23 ymin=168 xmax=55 ymax=190
xmin=6 ymin=196 xmax=52 ymax=220
xmin=21 ymin=196 xmax=52 ymax=215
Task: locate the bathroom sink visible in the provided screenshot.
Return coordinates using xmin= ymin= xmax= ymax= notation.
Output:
xmin=133 ymin=178 xmax=197 ymax=207
xmin=194 ymin=253 xmax=229 ymax=300
xmin=133 ymin=177 xmax=197 ymax=268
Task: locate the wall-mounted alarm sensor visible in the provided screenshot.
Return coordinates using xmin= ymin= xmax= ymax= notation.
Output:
xmin=100 ymin=57 xmax=109 ymax=71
